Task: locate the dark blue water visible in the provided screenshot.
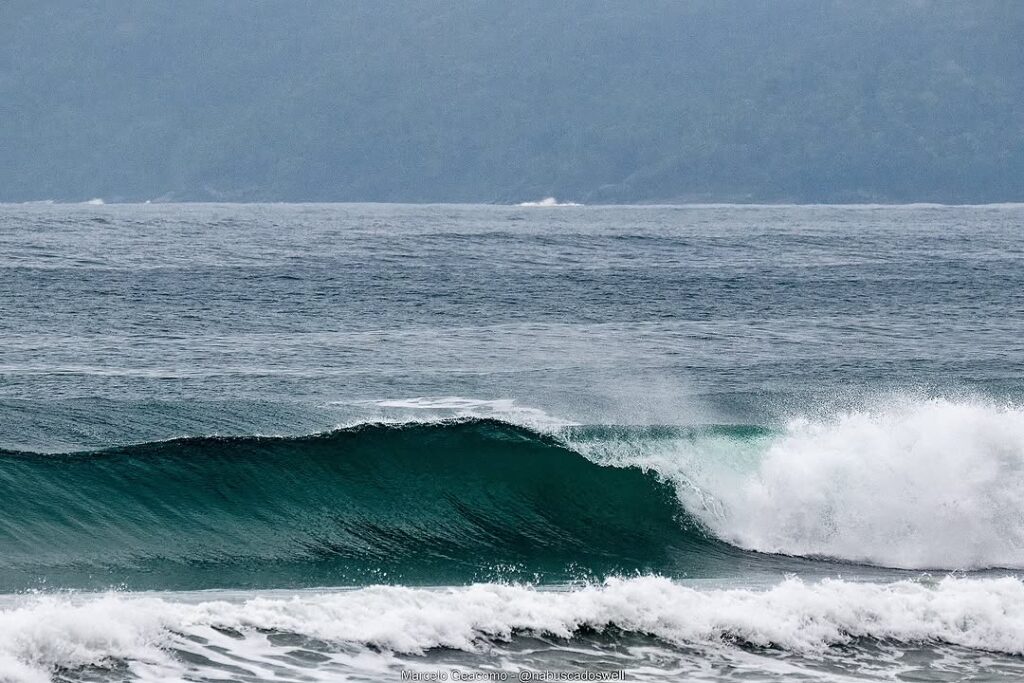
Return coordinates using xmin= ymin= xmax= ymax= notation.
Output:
xmin=1 ymin=202 xmax=1023 ymax=682
xmin=2 ymin=203 xmax=1022 ymax=451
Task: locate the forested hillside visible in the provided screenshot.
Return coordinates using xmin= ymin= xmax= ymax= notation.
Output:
xmin=2 ymin=1 xmax=1021 ymax=203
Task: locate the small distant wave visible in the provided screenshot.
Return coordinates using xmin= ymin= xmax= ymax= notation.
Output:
xmin=2 ymin=575 xmax=1023 ymax=682
xmin=517 ymin=197 xmax=583 ymax=207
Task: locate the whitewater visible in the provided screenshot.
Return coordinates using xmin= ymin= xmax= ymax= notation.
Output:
xmin=571 ymin=397 xmax=1024 ymax=570
xmin=1 ymin=202 xmax=1023 ymax=681
xmin=4 ymin=575 xmax=1024 ymax=682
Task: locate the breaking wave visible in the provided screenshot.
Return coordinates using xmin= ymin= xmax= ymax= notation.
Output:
xmin=2 ymin=397 xmax=1023 ymax=593
xmin=2 ymin=575 xmax=1023 ymax=682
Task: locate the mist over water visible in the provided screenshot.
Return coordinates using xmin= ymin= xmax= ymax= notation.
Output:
xmin=1 ymin=203 xmax=1023 ymax=681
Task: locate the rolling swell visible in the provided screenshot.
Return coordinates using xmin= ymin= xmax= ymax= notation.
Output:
xmin=0 ymin=419 xmax=737 ymax=591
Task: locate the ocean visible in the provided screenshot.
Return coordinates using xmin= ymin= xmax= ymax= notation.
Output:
xmin=1 ymin=202 xmax=1023 ymax=681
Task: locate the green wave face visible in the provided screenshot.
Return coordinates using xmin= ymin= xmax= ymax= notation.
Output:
xmin=0 ymin=420 xmax=748 ymax=591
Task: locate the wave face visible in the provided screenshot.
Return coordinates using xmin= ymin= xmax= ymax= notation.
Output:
xmin=3 ymin=576 xmax=1024 ymax=682
xmin=0 ymin=420 xmax=733 ymax=591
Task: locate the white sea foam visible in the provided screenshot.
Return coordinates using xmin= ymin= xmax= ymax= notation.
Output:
xmin=1 ymin=576 xmax=1023 ymax=682
xmin=597 ymin=398 xmax=1024 ymax=570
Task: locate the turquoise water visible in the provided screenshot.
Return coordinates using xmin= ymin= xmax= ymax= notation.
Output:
xmin=1 ymin=203 xmax=1023 ymax=681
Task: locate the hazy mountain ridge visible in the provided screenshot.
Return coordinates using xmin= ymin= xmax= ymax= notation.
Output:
xmin=2 ymin=1 xmax=1021 ymax=203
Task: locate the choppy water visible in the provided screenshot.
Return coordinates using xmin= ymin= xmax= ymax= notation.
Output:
xmin=1 ymin=202 xmax=1023 ymax=681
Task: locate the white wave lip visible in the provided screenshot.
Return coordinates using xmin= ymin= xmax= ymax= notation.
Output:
xmin=669 ymin=399 xmax=1024 ymax=569
xmin=2 ymin=576 xmax=1024 ymax=682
